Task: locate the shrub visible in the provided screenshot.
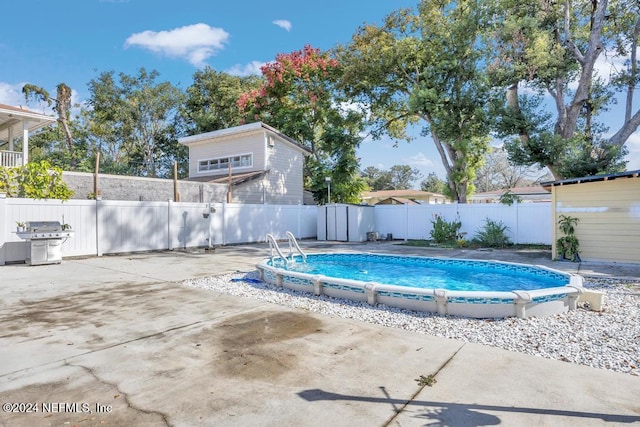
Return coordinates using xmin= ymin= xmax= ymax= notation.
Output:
xmin=430 ymin=215 xmax=462 ymax=244
xmin=473 ymin=218 xmax=511 ymax=247
xmin=0 ymin=161 xmax=73 ymax=200
xmin=557 ymin=215 xmax=580 ymax=262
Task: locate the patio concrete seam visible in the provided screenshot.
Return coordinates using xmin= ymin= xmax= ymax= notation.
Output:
xmin=68 ymin=259 xmax=178 ymax=283
xmin=381 ymin=342 xmax=467 ymax=426
xmin=65 ymin=361 xmax=171 ymax=426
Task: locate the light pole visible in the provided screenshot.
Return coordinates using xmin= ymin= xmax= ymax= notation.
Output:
xmin=325 ymin=176 xmax=332 ymax=204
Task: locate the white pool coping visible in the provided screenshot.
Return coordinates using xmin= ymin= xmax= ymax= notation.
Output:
xmin=256 ymin=253 xmax=584 ymax=319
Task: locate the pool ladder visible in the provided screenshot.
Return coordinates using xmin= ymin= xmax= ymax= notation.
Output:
xmin=266 ymin=231 xmax=307 ymax=267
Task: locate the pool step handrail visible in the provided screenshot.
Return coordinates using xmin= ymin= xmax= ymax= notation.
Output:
xmin=265 ymin=232 xmax=306 ymax=266
xmin=266 ymin=233 xmax=288 ymax=266
xmin=286 ymin=231 xmax=307 ymax=263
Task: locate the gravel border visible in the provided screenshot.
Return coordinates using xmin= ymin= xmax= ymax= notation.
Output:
xmin=183 ymin=271 xmax=640 ymax=376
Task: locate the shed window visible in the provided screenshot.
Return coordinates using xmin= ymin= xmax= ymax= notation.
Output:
xmin=199 ymin=153 xmax=252 ymax=172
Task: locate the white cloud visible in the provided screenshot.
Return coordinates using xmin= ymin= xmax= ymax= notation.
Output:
xmin=0 ymin=82 xmax=27 ymax=106
xmin=124 ymin=23 xmax=229 ymax=67
xmin=405 ymin=152 xmax=435 ymax=169
xmin=226 ymin=61 xmax=265 ymax=77
xmin=272 ymin=19 xmax=292 ymax=32
xmin=624 ymin=132 xmax=640 ymax=170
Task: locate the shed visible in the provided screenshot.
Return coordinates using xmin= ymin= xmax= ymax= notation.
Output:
xmin=317 ymin=204 xmax=375 ymax=242
xmin=542 ymin=170 xmax=640 ymax=263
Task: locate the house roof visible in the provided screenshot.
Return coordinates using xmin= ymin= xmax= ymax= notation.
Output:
xmin=376 ymin=197 xmax=421 ymax=205
xmin=0 ymin=103 xmax=56 ymax=144
xmin=186 ymin=170 xmax=268 ymax=186
xmin=470 ymin=186 xmax=550 ymax=198
xmin=541 ymin=169 xmax=640 ymax=188
xmin=362 ymin=189 xmax=447 ymax=199
xmin=178 ymin=121 xmax=312 ymax=155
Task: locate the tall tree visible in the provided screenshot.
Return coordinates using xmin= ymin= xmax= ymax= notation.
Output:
xmin=489 ymin=0 xmax=636 ymax=179
xmin=182 ymin=68 xmax=261 ymax=134
xmin=420 ymin=172 xmax=447 ymax=194
xmin=22 ymin=83 xmax=77 ymax=167
xmin=85 ymin=68 xmax=184 ymax=178
xmin=474 ymin=147 xmax=542 ymax=192
xmin=362 ymin=164 xmax=421 ymax=190
xmin=238 ymin=45 xmax=368 ymax=203
xmin=338 ymin=1 xmax=492 ymax=202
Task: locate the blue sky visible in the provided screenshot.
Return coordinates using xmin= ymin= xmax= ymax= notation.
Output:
xmin=1 ymin=0 xmax=639 ymax=186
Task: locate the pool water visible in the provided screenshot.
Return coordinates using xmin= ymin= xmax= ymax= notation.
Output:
xmin=280 ymin=253 xmax=567 ymax=292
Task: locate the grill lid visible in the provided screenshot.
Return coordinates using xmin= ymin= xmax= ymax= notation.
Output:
xmin=25 ymin=221 xmax=63 ymax=232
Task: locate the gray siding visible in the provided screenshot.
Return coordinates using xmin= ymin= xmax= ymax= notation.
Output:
xmin=188 ymin=131 xmax=266 ymax=179
xmin=265 ymin=137 xmax=305 ymax=204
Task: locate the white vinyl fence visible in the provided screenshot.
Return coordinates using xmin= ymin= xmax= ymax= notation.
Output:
xmin=0 ymin=197 xmax=317 ymax=265
xmin=374 ymin=202 xmax=552 ymax=245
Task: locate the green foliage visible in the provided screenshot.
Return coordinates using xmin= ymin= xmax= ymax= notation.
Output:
xmin=557 ymin=215 xmax=581 ymax=262
xmin=362 ymin=165 xmax=421 ymax=191
xmin=237 ymin=45 xmax=368 ymax=204
xmin=0 ymin=161 xmax=73 ymax=200
xmin=338 ymin=0 xmax=492 ymax=203
xmin=85 ymin=67 xmax=185 ymax=178
xmin=430 ymin=215 xmax=462 ymax=244
xmin=499 ymin=191 xmax=522 ymax=206
xmin=488 ymin=0 xmax=636 ymax=179
xmin=473 ymin=218 xmax=511 ymax=248
xmin=420 ymin=172 xmax=447 ymax=194
xmin=182 ymin=68 xmax=261 ymax=134
xmin=415 ymin=374 xmax=437 ymax=387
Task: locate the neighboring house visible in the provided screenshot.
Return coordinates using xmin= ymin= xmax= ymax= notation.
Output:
xmin=0 ymin=104 xmax=56 ymax=168
xmin=543 ymin=170 xmax=640 ymax=263
xmin=361 ymin=189 xmax=450 ymax=205
xmin=178 ymin=122 xmax=312 ymax=205
xmin=468 ymin=186 xmax=551 ymax=203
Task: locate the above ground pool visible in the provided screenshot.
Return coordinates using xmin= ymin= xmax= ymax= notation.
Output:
xmin=256 ymin=252 xmax=584 ymax=319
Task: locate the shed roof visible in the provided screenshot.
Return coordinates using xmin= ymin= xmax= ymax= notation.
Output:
xmin=178 ymin=121 xmax=311 ymax=155
xmin=541 ymin=170 xmax=640 ymax=189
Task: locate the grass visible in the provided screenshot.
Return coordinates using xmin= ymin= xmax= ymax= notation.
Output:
xmin=400 ymin=239 xmax=551 ymax=251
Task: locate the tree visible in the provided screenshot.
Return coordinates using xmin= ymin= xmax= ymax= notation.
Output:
xmin=238 ymin=45 xmax=368 ymax=203
xmin=85 ymin=68 xmax=184 ymax=178
xmin=338 ymin=1 xmax=492 ymax=202
xmin=420 ymin=172 xmax=447 ymax=194
xmin=489 ymin=0 xmax=636 ymax=179
xmin=474 ymin=147 xmax=543 ymax=192
xmin=361 ymin=166 xmax=392 ymax=191
xmin=22 ymin=83 xmax=77 ymax=167
xmin=182 ymin=68 xmax=261 ymax=134
xmin=388 ymin=165 xmax=421 ymax=190
xmin=362 ymin=164 xmax=421 ymax=190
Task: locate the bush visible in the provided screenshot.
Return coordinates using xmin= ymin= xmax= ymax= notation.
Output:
xmin=430 ymin=215 xmax=462 ymax=244
xmin=0 ymin=161 xmax=73 ymax=200
xmin=473 ymin=218 xmax=511 ymax=247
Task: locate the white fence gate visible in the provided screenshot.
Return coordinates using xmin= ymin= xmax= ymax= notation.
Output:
xmin=0 ymin=196 xmax=317 ymax=265
xmin=374 ymin=202 xmax=552 ymax=244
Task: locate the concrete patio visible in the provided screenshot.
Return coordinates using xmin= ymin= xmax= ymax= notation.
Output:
xmin=0 ymin=241 xmax=639 ymax=426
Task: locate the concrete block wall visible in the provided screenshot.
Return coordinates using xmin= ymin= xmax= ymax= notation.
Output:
xmin=62 ymin=171 xmax=227 ymax=203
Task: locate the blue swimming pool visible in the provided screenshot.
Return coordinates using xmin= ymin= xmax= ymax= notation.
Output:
xmin=257 ymin=252 xmax=585 ymax=319
xmin=279 ymin=253 xmax=567 ymax=292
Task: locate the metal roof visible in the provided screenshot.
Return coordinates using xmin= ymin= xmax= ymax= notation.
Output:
xmin=541 ymin=170 xmax=640 ymax=188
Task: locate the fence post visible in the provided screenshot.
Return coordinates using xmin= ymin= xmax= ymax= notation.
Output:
xmin=222 ymin=202 xmax=227 ymax=246
xmin=514 ymin=200 xmax=520 ymax=245
xmin=0 ymin=193 xmax=6 ymax=265
xmin=167 ymin=200 xmax=173 ymax=251
xmin=95 ymin=199 xmax=102 ymax=257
